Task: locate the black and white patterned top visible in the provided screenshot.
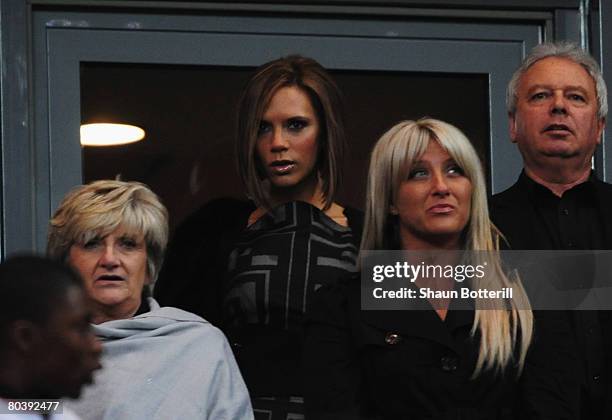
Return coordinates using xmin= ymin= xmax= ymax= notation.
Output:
xmin=224 ymin=201 xmax=358 ymax=331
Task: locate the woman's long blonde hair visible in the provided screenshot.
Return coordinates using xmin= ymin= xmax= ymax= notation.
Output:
xmin=362 ymin=118 xmax=532 ymax=376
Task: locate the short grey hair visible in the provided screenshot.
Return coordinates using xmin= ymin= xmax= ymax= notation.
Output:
xmin=506 ymin=41 xmax=608 ymax=119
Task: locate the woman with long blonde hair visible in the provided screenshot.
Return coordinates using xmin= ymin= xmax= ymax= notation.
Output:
xmin=306 ymin=118 xmax=576 ymax=419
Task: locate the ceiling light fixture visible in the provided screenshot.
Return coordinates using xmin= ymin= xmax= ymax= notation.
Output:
xmin=80 ymin=123 xmax=145 ymax=146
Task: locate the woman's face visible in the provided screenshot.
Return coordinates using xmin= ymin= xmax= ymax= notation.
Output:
xmin=68 ymin=226 xmax=149 ymax=320
xmin=393 ymin=140 xmax=472 ymax=250
xmin=256 ymin=85 xmax=320 ymax=197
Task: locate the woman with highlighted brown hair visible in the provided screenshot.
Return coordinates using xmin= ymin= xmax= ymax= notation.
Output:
xmin=305 ymin=119 xmax=578 ymax=419
xmin=155 ymin=56 xmax=362 ymax=418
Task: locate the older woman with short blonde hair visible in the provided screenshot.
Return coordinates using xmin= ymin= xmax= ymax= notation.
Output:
xmin=48 ymin=179 xmax=253 ymax=420
xmin=48 ymin=180 xmax=167 ymax=319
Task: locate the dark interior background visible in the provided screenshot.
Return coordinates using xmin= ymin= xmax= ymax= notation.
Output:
xmin=80 ymin=62 xmax=490 ymax=233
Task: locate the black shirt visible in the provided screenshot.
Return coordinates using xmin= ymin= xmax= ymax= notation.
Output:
xmin=521 ymin=172 xmax=604 ymax=250
xmin=491 ymin=171 xmax=607 ymax=418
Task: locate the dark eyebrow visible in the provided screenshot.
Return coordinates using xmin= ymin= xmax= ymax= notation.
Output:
xmin=287 ymin=115 xmax=313 ymax=121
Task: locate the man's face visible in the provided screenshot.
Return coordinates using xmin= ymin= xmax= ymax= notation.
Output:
xmin=509 ymin=57 xmax=605 ymax=174
xmin=34 ymin=286 xmax=102 ymax=399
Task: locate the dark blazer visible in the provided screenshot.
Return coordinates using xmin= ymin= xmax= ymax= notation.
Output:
xmin=490 ymin=174 xmax=612 ymax=419
xmin=154 ymin=198 xmax=256 ymax=325
xmin=304 ymin=280 xmax=578 ymax=420
xmin=155 ymin=198 xmax=364 ymax=399
xmin=156 ymin=197 xmax=364 ymax=323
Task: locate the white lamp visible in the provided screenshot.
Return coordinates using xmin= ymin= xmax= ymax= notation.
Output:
xmin=80 ymin=123 xmax=145 ymax=146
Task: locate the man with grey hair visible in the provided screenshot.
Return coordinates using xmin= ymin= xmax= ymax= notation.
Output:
xmin=491 ymin=41 xmax=611 ymax=418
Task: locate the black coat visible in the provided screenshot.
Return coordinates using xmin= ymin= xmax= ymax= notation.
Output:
xmin=490 ymin=174 xmax=612 ymax=419
xmin=155 ymin=198 xmax=256 ymax=325
xmin=154 ymin=198 xmax=364 ymax=398
xmin=304 ymin=279 xmax=578 ymax=420
xmin=155 ymin=198 xmax=364 ymax=324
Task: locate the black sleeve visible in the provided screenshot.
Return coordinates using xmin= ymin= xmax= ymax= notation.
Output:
xmin=518 ymin=310 xmax=581 ymax=420
xmin=153 ymin=198 xmax=252 ymax=325
xmin=303 ymin=281 xmax=368 ymax=420
xmin=343 ymin=206 xmax=364 ymax=249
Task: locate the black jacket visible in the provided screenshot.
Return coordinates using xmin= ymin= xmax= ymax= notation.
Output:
xmin=156 ymin=197 xmax=364 ymax=323
xmin=490 ymin=173 xmax=612 ymax=419
xmin=154 ymin=198 xmax=364 ymax=398
xmin=154 ymin=198 xmax=256 ymax=325
xmin=304 ymin=279 xmax=578 ymax=420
